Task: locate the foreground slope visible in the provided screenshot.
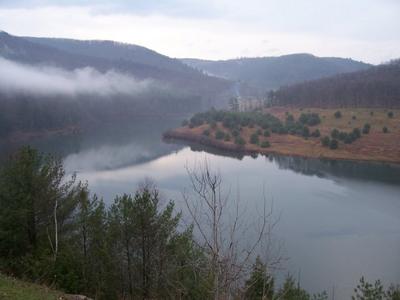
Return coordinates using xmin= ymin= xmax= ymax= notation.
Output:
xmin=0 ymin=273 xmax=62 ymax=300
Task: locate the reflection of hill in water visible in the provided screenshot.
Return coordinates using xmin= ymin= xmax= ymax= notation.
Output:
xmin=0 ymin=117 xmax=185 ymax=171
xmin=271 ymin=155 xmax=400 ymax=185
xmin=179 ymin=142 xmax=400 ymax=185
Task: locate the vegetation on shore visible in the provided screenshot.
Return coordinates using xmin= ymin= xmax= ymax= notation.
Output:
xmin=168 ymin=107 xmax=400 ymax=163
xmin=0 ymin=273 xmax=62 ymax=300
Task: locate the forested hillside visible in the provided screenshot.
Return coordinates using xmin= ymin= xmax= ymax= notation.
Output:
xmin=0 ymin=31 xmax=232 ymax=139
xmin=182 ymin=54 xmax=371 ymax=93
xmin=271 ymin=60 xmax=400 ymax=108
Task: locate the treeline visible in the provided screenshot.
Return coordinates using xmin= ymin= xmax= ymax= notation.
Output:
xmin=270 ymin=60 xmax=400 ymax=108
xmin=1 ymin=147 xmax=399 ymax=299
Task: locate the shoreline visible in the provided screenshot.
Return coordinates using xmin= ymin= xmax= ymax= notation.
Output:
xmin=163 ymin=129 xmax=400 ymax=165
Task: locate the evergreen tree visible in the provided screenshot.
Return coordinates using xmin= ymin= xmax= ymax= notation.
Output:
xmin=245 ymin=256 xmax=274 ymax=300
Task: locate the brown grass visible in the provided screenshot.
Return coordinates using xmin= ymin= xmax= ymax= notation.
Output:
xmin=168 ymin=108 xmax=400 ymax=163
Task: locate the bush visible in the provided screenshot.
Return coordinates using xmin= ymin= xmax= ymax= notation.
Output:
xmin=370 ymin=111 xmax=374 ymax=116
xmin=383 ymin=126 xmax=389 ymax=133
xmin=232 ymin=129 xmax=239 ymax=137
xmin=363 ymin=123 xmax=371 ymax=134
xmin=331 ymin=128 xmax=339 ymax=139
xmin=235 ymin=136 xmax=246 ymax=146
xmin=215 ymin=130 xmax=225 ymax=140
xmin=286 ymin=114 xmax=294 ymax=122
xmin=263 ymin=130 xmax=270 ymax=137
xmin=302 ymin=126 xmax=310 ymax=138
xmin=202 ymin=129 xmax=210 ymax=136
xmin=352 ymin=128 xmax=361 ymax=138
xmin=256 ymin=129 xmax=262 ymax=135
xmin=344 ymin=134 xmax=354 ymax=144
xmin=321 ymin=136 xmax=330 ymax=147
xmin=352 ymin=115 xmax=357 ymax=120
xmin=299 ymin=113 xmax=321 ymax=126
xmin=210 ymin=120 xmax=217 ymax=129
xmin=224 ymin=134 xmax=231 ymax=141
xmin=182 ymin=119 xmax=189 ymax=126
xmin=388 ymin=111 xmax=394 ymax=118
xmin=260 ymin=141 xmax=270 ymax=148
xmin=250 ymin=133 xmax=259 ymax=145
xmin=334 ymin=111 xmax=342 ymax=119
xmin=338 ymin=131 xmax=347 ymax=141
xmin=329 ymin=139 xmax=339 ymax=150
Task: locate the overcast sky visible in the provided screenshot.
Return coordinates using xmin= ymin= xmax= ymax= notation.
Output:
xmin=0 ymin=0 xmax=399 ymax=64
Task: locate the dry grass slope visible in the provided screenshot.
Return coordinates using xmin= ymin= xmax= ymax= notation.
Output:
xmin=170 ymin=108 xmax=400 ymax=163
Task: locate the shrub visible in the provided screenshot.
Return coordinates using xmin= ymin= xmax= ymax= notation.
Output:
xmin=352 ymin=115 xmax=356 ymax=120
xmin=286 ymin=114 xmax=294 ymax=122
xmin=370 ymin=111 xmax=374 ymax=116
xmin=344 ymin=134 xmax=354 ymax=144
xmin=210 ymin=120 xmax=217 ymax=129
xmin=256 ymin=129 xmax=262 ymax=135
xmin=388 ymin=111 xmax=394 ymax=118
xmin=182 ymin=119 xmax=189 ymax=126
xmin=189 ymin=123 xmax=194 ymax=128
xmin=263 ymin=130 xmax=271 ymax=137
xmin=250 ymin=133 xmax=259 ymax=145
xmin=224 ymin=134 xmax=231 ymax=141
xmin=302 ymin=126 xmax=310 ymax=138
xmin=331 ymin=128 xmax=339 ymax=139
xmin=338 ymin=131 xmax=347 ymax=141
xmin=215 ymin=130 xmax=225 ymax=140
xmin=203 ymin=129 xmax=210 ymax=136
xmin=299 ymin=113 xmax=321 ymax=126
xmin=329 ymin=139 xmax=339 ymax=149
xmin=383 ymin=126 xmax=389 ymax=133
xmin=352 ymin=128 xmax=361 ymax=138
xmin=334 ymin=111 xmax=342 ymax=119
xmin=235 ymin=136 xmax=246 ymax=146
xmin=321 ymin=136 xmax=330 ymax=147
xmin=261 ymin=141 xmax=270 ymax=148
xmin=362 ymin=123 xmax=371 ymax=134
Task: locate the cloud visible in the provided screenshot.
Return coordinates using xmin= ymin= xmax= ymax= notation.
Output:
xmin=0 ymin=57 xmax=155 ymax=97
xmin=0 ymin=1 xmax=399 ymax=63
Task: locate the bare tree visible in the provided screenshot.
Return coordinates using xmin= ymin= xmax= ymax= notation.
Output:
xmin=183 ymin=159 xmax=281 ymax=300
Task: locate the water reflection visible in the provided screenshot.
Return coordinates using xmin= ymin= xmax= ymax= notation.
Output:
xmin=178 ymin=140 xmax=400 ymax=185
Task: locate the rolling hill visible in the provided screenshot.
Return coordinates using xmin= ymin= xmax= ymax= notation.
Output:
xmin=271 ymin=59 xmax=400 ymax=108
xmin=182 ymin=54 xmax=371 ymax=94
xmin=0 ymin=31 xmax=232 ymax=139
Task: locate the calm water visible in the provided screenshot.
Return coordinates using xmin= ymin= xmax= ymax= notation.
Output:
xmin=7 ymin=117 xmax=400 ymax=298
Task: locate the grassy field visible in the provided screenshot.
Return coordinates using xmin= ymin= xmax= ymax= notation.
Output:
xmin=170 ymin=107 xmax=400 ymax=163
xmin=0 ymin=273 xmax=62 ymax=300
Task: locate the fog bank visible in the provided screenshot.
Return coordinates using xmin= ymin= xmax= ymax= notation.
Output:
xmin=0 ymin=57 xmax=155 ymax=97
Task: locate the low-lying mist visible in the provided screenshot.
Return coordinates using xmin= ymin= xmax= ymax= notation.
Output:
xmin=0 ymin=57 xmax=159 ymax=97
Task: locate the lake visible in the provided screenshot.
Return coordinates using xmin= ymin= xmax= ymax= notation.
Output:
xmin=7 ymin=117 xmax=400 ymax=299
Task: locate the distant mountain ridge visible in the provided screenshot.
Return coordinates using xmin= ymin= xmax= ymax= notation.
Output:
xmin=182 ymin=54 xmax=371 ymax=93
